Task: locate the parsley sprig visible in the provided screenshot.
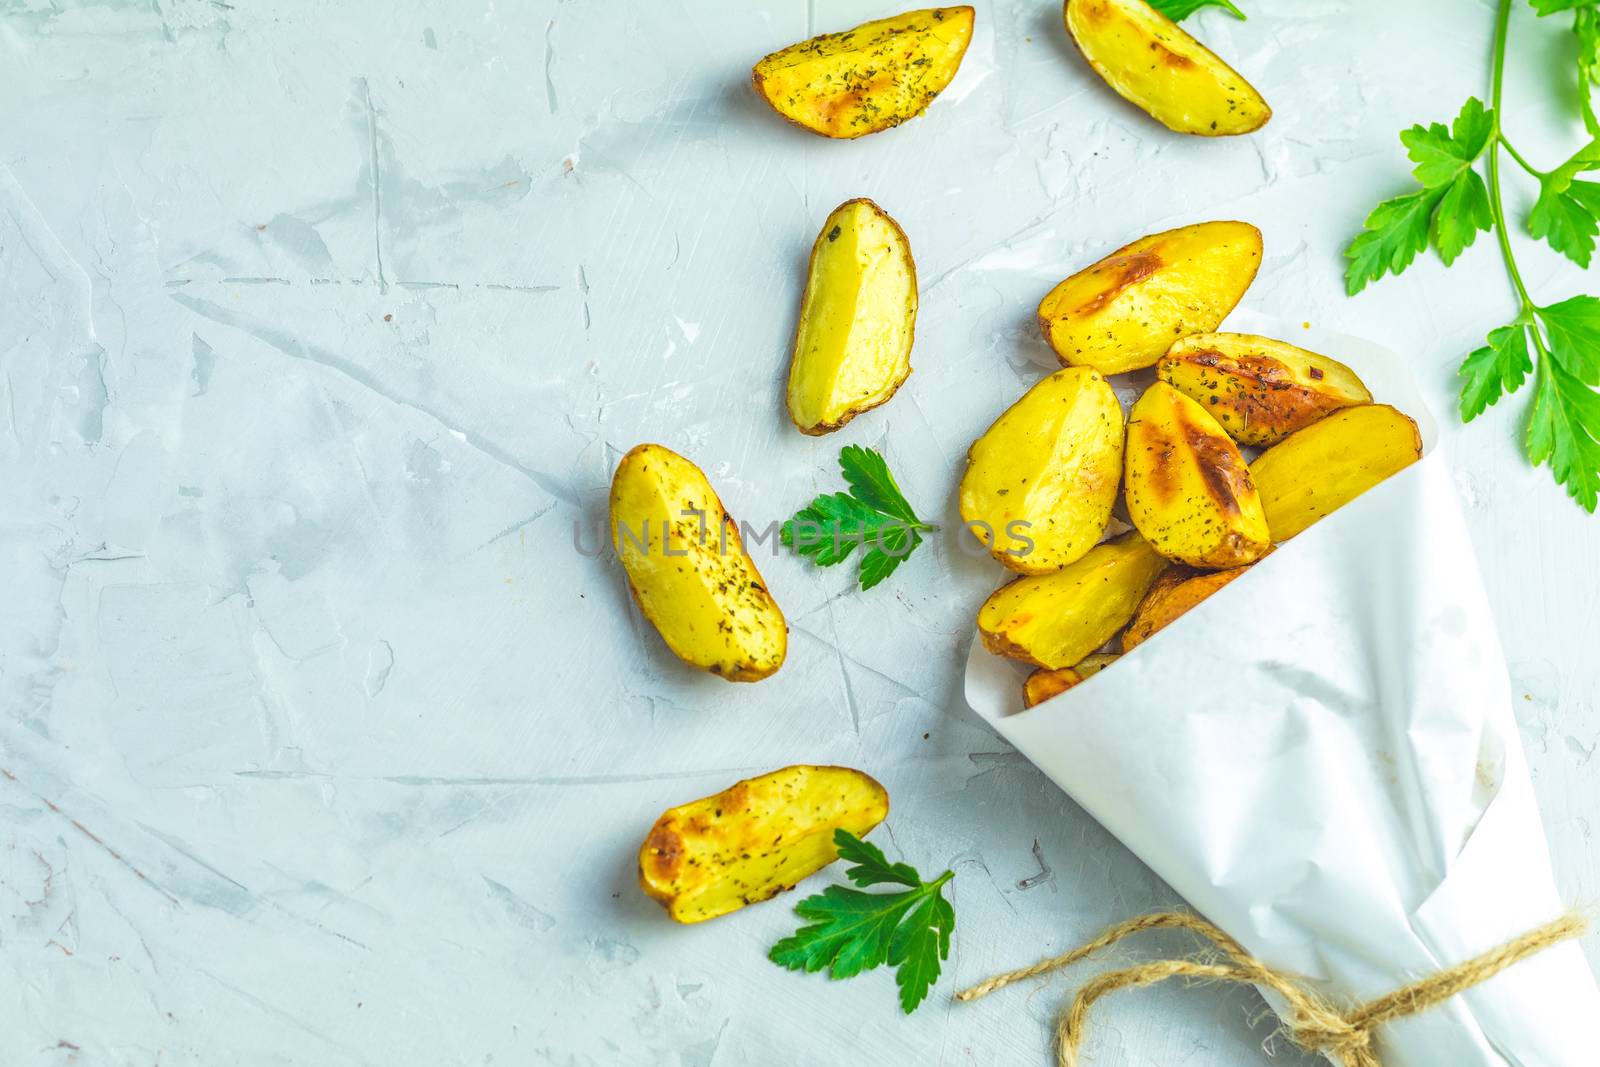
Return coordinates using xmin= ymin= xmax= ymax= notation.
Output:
xmin=781 ymin=445 xmax=935 ymax=590
xmin=1346 ymin=0 xmax=1600 ymax=511
xmin=1147 ymin=0 xmax=1245 ymax=20
xmin=768 ymin=830 xmax=956 ymax=1014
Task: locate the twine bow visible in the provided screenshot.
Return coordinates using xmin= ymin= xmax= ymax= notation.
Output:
xmin=955 ymin=910 xmax=1588 ymax=1067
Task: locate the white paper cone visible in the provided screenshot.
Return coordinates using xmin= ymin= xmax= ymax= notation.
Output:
xmin=963 ymin=319 xmax=1600 ymax=1066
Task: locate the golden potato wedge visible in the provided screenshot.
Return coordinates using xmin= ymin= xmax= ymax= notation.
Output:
xmin=639 ymin=765 xmax=889 ymax=924
xmin=610 ymin=444 xmax=786 ymax=681
xmin=1125 ymin=382 xmax=1270 ymax=568
xmin=958 ymin=367 xmax=1124 ymax=574
xmin=978 ymin=533 xmax=1167 ymax=669
xmin=1159 ymin=333 xmax=1373 ymax=447
xmin=787 ymin=200 xmax=918 ymax=435
xmin=1122 ymin=561 xmax=1251 ymax=651
xmin=1022 ymin=651 xmax=1121 ymax=706
xmin=1064 ymin=0 xmax=1270 ymax=136
xmin=752 ymin=7 xmax=975 ymax=139
xmin=1038 ymin=221 xmax=1262 ymax=374
xmin=1023 ymin=667 xmax=1082 ymax=708
xmin=1251 ymin=404 xmax=1422 ymax=541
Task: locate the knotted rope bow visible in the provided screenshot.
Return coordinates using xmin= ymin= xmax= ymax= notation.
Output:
xmin=956 ymin=910 xmax=1587 ymax=1067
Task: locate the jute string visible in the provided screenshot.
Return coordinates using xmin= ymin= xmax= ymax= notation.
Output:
xmin=955 ymin=910 xmax=1587 ymax=1067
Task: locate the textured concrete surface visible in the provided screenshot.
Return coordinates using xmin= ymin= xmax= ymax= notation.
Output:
xmin=0 ymin=1 xmax=1595 ymax=1064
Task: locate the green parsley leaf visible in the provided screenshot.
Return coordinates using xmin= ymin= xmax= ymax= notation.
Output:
xmin=1459 ymin=322 xmax=1534 ymax=421
xmin=1345 ymin=98 xmax=1496 ymax=293
xmin=1531 ymin=0 xmax=1596 ymax=16
xmin=1524 ymin=298 xmax=1600 ymax=511
xmin=1530 ymin=174 xmax=1600 ymax=267
xmin=769 ymin=830 xmax=956 ymax=1014
xmin=782 ymin=447 xmax=933 ymax=591
xmin=1344 ymin=187 xmax=1445 ymax=295
xmin=1145 ymin=0 xmax=1245 ymax=20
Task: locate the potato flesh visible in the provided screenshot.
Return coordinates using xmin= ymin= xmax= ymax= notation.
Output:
xmin=638 ymin=765 xmax=889 ymax=923
xmin=610 ymin=444 xmax=787 ymax=681
xmin=1064 ymin=0 xmax=1270 ymax=136
xmin=1122 ymin=562 xmax=1248 ymax=651
xmin=958 ymin=367 xmax=1125 ymax=573
xmin=751 ymin=7 xmax=975 ymax=139
xmin=978 ymin=534 xmax=1167 ymax=669
xmin=1038 ymin=221 xmax=1262 ymax=374
xmin=1125 ymin=382 xmax=1270 ymax=568
xmin=1159 ymin=333 xmax=1373 ymax=446
xmin=1251 ymin=405 xmax=1423 ymax=541
xmin=787 ymin=200 xmax=917 ymax=434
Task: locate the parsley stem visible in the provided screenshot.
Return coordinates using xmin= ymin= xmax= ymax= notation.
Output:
xmin=1498 ymin=136 xmax=1545 ymax=179
xmin=1488 ymin=0 xmax=1537 ymax=321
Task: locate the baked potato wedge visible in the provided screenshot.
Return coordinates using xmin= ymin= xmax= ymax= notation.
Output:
xmin=978 ymin=533 xmax=1167 ymax=669
xmin=1038 ymin=221 xmax=1262 ymax=374
xmin=1251 ymin=404 xmax=1423 ymax=541
xmin=752 ymin=7 xmax=975 ymax=139
xmin=787 ymin=199 xmax=917 ymax=435
xmin=1121 ymin=561 xmax=1250 ymax=651
xmin=1064 ymin=0 xmax=1271 ymax=136
xmin=610 ymin=444 xmax=787 ymax=681
xmin=1021 ymin=654 xmax=1118 ymax=708
xmin=1125 ymin=382 xmax=1270 ymax=568
xmin=1023 ymin=667 xmax=1082 ymax=707
xmin=958 ymin=366 xmax=1124 ymax=573
xmin=1158 ymin=333 xmax=1373 ymax=447
xmin=639 ymin=765 xmax=889 ymax=924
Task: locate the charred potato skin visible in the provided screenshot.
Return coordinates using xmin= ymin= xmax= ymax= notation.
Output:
xmin=958 ymin=367 xmax=1125 ymax=574
xmin=787 ymin=199 xmax=918 ymax=435
xmin=610 ymin=444 xmax=787 ymax=682
xmin=1023 ymin=667 xmax=1083 ymax=708
xmin=1159 ymin=333 xmax=1373 ymax=447
xmin=1064 ymin=0 xmax=1271 ymax=136
xmin=1037 ymin=221 xmax=1263 ymax=375
xmin=1124 ymin=382 xmax=1270 ymax=569
xmin=1251 ymin=405 xmax=1423 ymax=541
xmin=1121 ymin=562 xmax=1250 ymax=651
xmin=978 ymin=533 xmax=1169 ymax=669
xmin=751 ymin=7 xmax=976 ymax=139
xmin=638 ymin=765 xmax=889 ymax=924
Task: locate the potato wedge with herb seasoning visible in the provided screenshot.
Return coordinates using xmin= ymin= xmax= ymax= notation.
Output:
xmin=978 ymin=533 xmax=1167 ymax=669
xmin=787 ymin=200 xmax=917 ymax=435
xmin=1251 ymin=405 xmax=1422 ymax=541
xmin=1159 ymin=333 xmax=1373 ymax=447
xmin=1122 ymin=561 xmax=1252 ymax=651
xmin=1064 ymin=0 xmax=1270 ymax=136
xmin=751 ymin=7 xmax=975 ymax=139
xmin=958 ymin=367 xmax=1124 ymax=573
xmin=1125 ymin=382 xmax=1270 ymax=568
xmin=1038 ymin=221 xmax=1262 ymax=374
xmin=610 ymin=444 xmax=786 ymax=681
xmin=638 ymin=765 xmax=889 ymax=923
xmin=1022 ymin=654 xmax=1118 ymax=707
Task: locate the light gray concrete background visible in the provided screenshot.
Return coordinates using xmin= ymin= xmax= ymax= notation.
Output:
xmin=0 ymin=1 xmax=1595 ymax=1064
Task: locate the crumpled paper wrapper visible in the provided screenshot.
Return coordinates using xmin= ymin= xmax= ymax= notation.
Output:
xmin=963 ymin=317 xmax=1600 ymax=1066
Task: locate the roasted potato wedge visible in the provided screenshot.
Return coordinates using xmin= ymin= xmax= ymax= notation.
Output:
xmin=639 ymin=765 xmax=889 ymax=924
xmin=1122 ymin=561 xmax=1250 ymax=651
xmin=978 ymin=533 xmax=1167 ymax=669
xmin=610 ymin=444 xmax=786 ymax=681
xmin=752 ymin=7 xmax=975 ymax=139
xmin=1023 ymin=667 xmax=1082 ymax=708
xmin=1021 ymin=654 xmax=1118 ymax=707
xmin=1125 ymin=382 xmax=1270 ymax=568
xmin=1038 ymin=221 xmax=1262 ymax=374
xmin=1251 ymin=405 xmax=1423 ymax=541
xmin=958 ymin=367 xmax=1125 ymax=573
xmin=1064 ymin=0 xmax=1271 ymax=136
xmin=787 ymin=199 xmax=917 ymax=435
xmin=1159 ymin=333 xmax=1373 ymax=447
